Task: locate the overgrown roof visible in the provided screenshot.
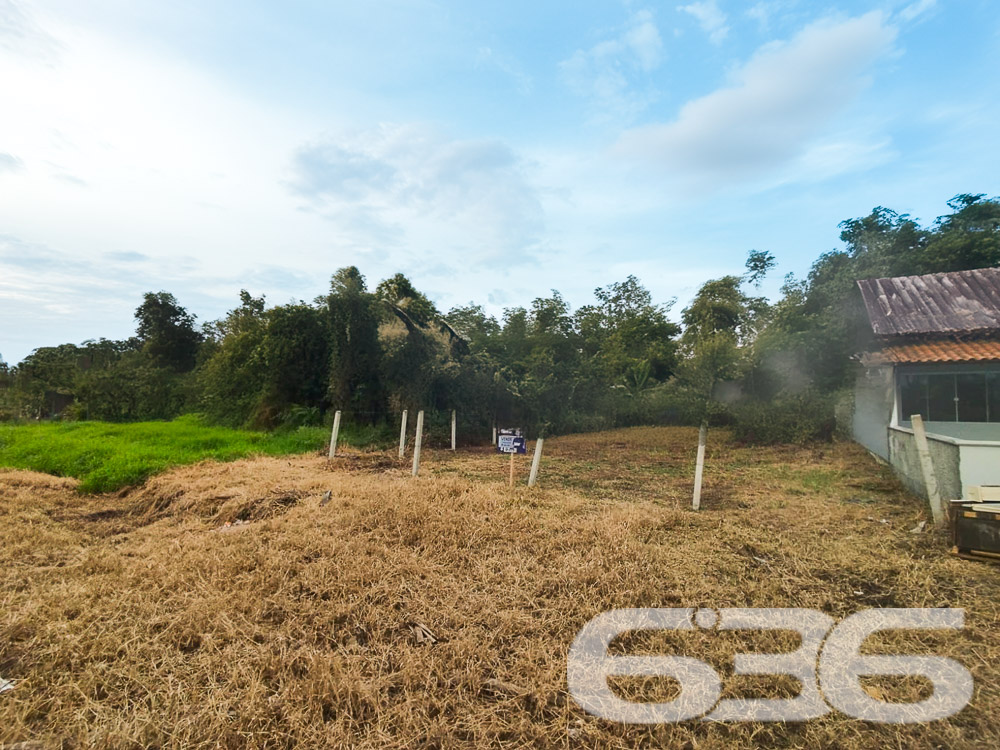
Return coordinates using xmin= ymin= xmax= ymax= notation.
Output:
xmin=857 ymin=267 xmax=1000 ymax=336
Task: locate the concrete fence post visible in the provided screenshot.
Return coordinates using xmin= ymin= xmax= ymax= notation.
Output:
xmin=692 ymin=422 xmax=707 ymax=510
xmin=911 ymin=414 xmax=945 ymax=524
xmin=328 ymin=410 xmax=342 ymax=459
xmin=528 ymin=438 xmax=544 ymax=487
xmin=412 ymin=410 xmax=424 ymax=477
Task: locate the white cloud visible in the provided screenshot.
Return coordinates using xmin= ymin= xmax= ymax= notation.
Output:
xmin=794 ymin=137 xmax=895 ymax=177
xmin=678 ymin=1 xmax=729 ymax=45
xmin=615 ymin=12 xmax=897 ymax=185
xmin=475 ymin=46 xmax=533 ymax=95
xmin=765 ymin=135 xmax=897 ymax=189
xmin=0 ymin=234 xmax=183 ymax=359
xmin=559 ymin=9 xmax=664 ymax=122
xmin=745 ymin=1 xmax=793 ymax=32
xmin=746 ymin=3 xmax=770 ymax=30
xmin=0 ymin=8 xmax=322 ymax=269
xmin=0 ymin=151 xmax=24 ymax=173
xmin=288 ymin=125 xmax=545 ymax=265
xmin=622 ymin=11 xmax=665 ymax=71
xmin=0 ymin=231 xmax=331 ymax=363
xmin=899 ymin=0 xmax=936 ymax=23
xmin=291 ymin=143 xmax=397 ymax=201
xmin=0 ymin=0 xmax=61 ymax=60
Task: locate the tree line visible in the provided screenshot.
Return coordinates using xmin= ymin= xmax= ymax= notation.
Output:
xmin=2 ymin=194 xmax=998 ymax=443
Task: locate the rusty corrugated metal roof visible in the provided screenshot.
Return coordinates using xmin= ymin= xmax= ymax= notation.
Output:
xmin=861 ymin=337 xmax=1000 ymax=365
xmin=857 ymin=268 xmax=1000 ymax=336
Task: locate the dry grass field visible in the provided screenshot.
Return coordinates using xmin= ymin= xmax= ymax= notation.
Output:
xmin=2 ymin=426 xmax=999 ymax=748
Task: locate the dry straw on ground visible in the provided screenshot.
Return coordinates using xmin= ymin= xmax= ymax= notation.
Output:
xmin=1 ymin=427 xmax=998 ymax=748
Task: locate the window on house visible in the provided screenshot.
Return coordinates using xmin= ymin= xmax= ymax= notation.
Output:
xmin=898 ymin=368 xmax=1000 ymax=423
xmin=957 ymin=374 xmax=988 ymax=421
xmin=899 ymin=373 xmax=928 ymax=422
xmin=927 ymin=375 xmax=956 ymax=421
xmin=989 ymin=373 xmax=1000 ymax=423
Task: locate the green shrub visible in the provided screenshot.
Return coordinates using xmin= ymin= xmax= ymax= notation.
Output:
xmin=729 ymin=392 xmax=836 ymax=445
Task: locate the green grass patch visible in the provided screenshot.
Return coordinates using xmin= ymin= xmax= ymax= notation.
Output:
xmin=797 ymin=468 xmax=844 ymax=493
xmin=0 ymin=415 xmax=389 ymax=493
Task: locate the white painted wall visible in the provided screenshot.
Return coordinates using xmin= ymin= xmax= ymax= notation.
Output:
xmin=852 ymin=365 xmax=894 ymax=460
xmin=959 ymin=444 xmax=1000 ymax=498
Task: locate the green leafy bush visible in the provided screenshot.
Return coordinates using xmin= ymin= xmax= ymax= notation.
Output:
xmin=728 ymin=392 xmax=836 ymax=445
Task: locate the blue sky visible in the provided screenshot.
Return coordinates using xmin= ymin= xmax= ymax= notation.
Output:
xmin=1 ymin=0 xmax=998 ymax=364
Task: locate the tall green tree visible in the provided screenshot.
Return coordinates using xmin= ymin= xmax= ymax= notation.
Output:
xmin=9 ymin=344 xmax=83 ymax=418
xmin=575 ymin=275 xmax=679 ymax=395
xmin=678 ymin=252 xmax=773 ymax=404
xmin=254 ymin=303 xmax=330 ymax=425
xmin=921 ymin=193 xmax=1000 ymax=271
xmin=324 ymin=267 xmax=384 ymax=416
xmin=135 ymin=291 xmax=202 ymax=372
xmin=197 ymin=291 xmax=270 ymax=426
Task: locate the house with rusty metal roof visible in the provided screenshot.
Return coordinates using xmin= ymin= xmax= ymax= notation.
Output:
xmin=852 ymin=267 xmax=1000 ymax=502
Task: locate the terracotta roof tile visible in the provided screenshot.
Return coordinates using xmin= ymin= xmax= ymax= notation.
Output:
xmin=863 ymin=338 xmax=1000 ymax=365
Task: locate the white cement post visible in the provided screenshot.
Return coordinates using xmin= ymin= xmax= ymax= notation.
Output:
xmin=398 ymin=409 xmax=408 ymax=459
xmin=528 ymin=438 xmax=544 ymax=487
xmin=692 ymin=422 xmax=707 ymax=510
xmin=451 ymin=409 xmax=457 ymax=451
xmin=492 ymin=426 xmax=497 ymax=446
xmin=911 ymin=414 xmax=945 ymax=524
xmin=411 ymin=410 xmax=424 ymax=477
xmin=328 ymin=410 xmax=342 ymax=459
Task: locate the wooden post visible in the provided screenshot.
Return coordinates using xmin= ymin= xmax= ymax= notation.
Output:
xmin=328 ymin=410 xmax=342 ymax=459
xmin=451 ymin=409 xmax=457 ymax=451
xmin=528 ymin=438 xmax=544 ymax=487
xmin=692 ymin=422 xmax=707 ymax=510
xmin=492 ymin=426 xmax=497 ymax=446
xmin=911 ymin=414 xmax=945 ymax=524
xmin=398 ymin=409 xmax=408 ymax=459
xmin=509 ymin=450 xmax=515 ymax=487
xmin=411 ymin=410 xmax=424 ymax=477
